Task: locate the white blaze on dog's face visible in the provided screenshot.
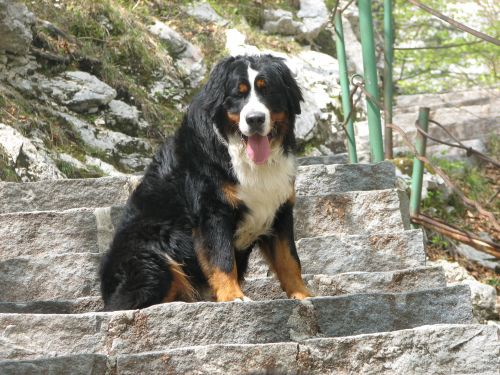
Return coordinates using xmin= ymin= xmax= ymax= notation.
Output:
xmin=238 ymin=67 xmax=272 ymax=137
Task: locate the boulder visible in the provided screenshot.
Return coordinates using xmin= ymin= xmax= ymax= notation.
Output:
xmin=297 ymin=0 xmax=329 ymax=42
xmin=0 ymin=0 xmax=35 ymax=55
xmin=0 ymin=123 xmax=65 ymax=181
xmin=148 ymin=21 xmax=206 ymax=88
xmin=38 ymin=71 xmax=117 ymax=113
xmin=185 ymin=1 xmax=228 ymax=25
xmin=105 ymin=100 xmax=149 ymax=137
xmin=262 ymin=9 xmax=302 ymax=35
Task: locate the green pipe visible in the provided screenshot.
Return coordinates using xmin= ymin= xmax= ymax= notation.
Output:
xmin=334 ymin=11 xmax=358 ymax=163
xmin=410 ymin=107 xmax=430 ymax=227
xmin=383 ymin=0 xmax=394 ymax=159
xmin=358 ymin=0 xmax=384 ymax=162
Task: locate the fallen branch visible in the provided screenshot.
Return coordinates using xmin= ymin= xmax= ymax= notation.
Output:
xmin=411 ymin=213 xmax=500 ymax=258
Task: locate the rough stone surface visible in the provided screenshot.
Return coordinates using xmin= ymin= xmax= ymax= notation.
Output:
xmin=248 ymin=230 xmax=425 ymax=277
xmin=0 ymin=177 xmax=137 ymax=214
xmin=0 ymin=286 xmax=472 ymax=360
xmin=296 ymin=0 xmax=329 ymax=42
xmin=2 ymin=324 xmax=497 ymax=374
xmin=294 ymin=189 xmax=410 ymax=238
xmin=0 ymin=354 xmax=109 ymax=375
xmin=185 ymin=1 xmax=228 ymax=25
xmin=296 ymin=161 xmax=395 ymax=195
xmin=296 ymin=153 xmax=348 ymax=166
xmin=0 ymin=0 xmax=35 ymax=55
xmin=148 ymin=21 xmax=206 ymax=87
xmin=0 ymin=265 xmax=444 ymax=310
xmin=0 ymin=123 xmax=65 ymax=181
xmin=0 ymin=254 xmax=101 ymax=302
xmin=38 ymin=71 xmax=117 ymax=113
xmin=454 ymin=243 xmax=500 ymax=272
xmin=263 ymin=9 xmax=302 ymax=36
xmin=105 ymin=100 xmax=149 ymax=137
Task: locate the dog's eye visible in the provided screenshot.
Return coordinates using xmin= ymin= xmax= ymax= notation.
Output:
xmin=238 ymin=83 xmax=249 ymax=95
xmin=256 ymin=79 xmax=266 ymax=90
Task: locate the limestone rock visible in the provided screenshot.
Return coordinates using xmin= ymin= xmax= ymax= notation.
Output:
xmin=0 ymin=123 xmax=65 ymax=181
xmin=105 ymin=100 xmax=148 ymax=137
xmin=297 ymin=0 xmax=329 ymax=42
xmin=263 ymin=9 xmax=302 ymax=35
xmin=0 ymin=0 xmax=35 ymax=55
xmin=185 ymin=1 xmax=228 ymax=25
xmin=38 ymin=71 xmax=117 ymax=113
xmin=149 ymin=21 xmax=206 ymax=87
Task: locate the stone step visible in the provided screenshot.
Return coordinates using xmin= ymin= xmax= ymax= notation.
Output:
xmin=0 ymin=285 xmax=472 ymax=360
xmin=249 ymin=229 xmax=425 ymax=277
xmin=294 ymin=189 xmax=411 ymax=238
xmin=3 ymin=324 xmax=495 ymax=375
xmin=0 ymin=160 xmax=396 ymax=214
xmin=0 ymin=228 xmax=426 ymax=302
xmin=0 ymin=188 xmax=411 ymax=260
xmin=296 ymin=161 xmax=395 ymax=196
xmin=0 ymin=176 xmax=139 ymax=214
xmin=297 ymin=153 xmax=348 ymax=166
xmin=0 ymin=265 xmax=445 ymax=310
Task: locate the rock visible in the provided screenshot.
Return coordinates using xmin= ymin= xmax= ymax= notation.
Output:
xmin=0 ymin=123 xmax=65 ymax=181
xmin=0 ymin=286 xmax=472 ymax=360
xmin=56 ymin=112 xmax=152 ymax=165
xmin=185 ymin=1 xmax=228 ymax=25
xmin=148 ymin=21 xmax=206 ymax=87
xmin=427 ymin=139 xmax=488 ymax=166
xmin=225 ymin=29 xmax=341 ymax=145
xmin=297 ymin=153 xmax=348 ymax=165
xmin=428 ymin=259 xmax=499 ymax=323
xmin=0 ymin=0 xmax=35 ymax=55
xmin=262 ymin=9 xmax=302 ymax=36
xmin=454 ymin=243 xmax=500 ymax=272
xmin=57 ymin=153 xmax=87 ymax=171
xmin=105 ymin=100 xmax=149 ymax=137
xmin=38 ymin=71 xmax=117 ymax=113
xmin=297 ymin=0 xmax=329 ymax=42
xmin=119 ymin=154 xmax=151 ymax=172
xmin=85 ymin=156 xmax=126 ymax=177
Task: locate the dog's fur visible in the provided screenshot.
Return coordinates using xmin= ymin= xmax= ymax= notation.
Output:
xmin=99 ymin=55 xmax=311 ymax=310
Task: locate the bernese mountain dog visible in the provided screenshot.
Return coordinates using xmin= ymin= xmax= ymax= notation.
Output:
xmin=99 ymin=54 xmax=312 ymax=310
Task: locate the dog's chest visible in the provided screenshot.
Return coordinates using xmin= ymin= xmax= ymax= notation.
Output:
xmin=229 ymin=149 xmax=295 ymax=250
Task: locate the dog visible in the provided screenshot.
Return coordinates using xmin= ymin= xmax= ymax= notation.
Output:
xmin=99 ymin=54 xmax=312 ymax=310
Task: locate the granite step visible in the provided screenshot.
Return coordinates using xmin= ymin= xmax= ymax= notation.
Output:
xmin=0 ymin=160 xmax=396 ymax=214
xmin=0 ymin=285 xmax=472 ymax=360
xmin=0 ymin=176 xmax=139 ymax=214
xmin=297 ymin=153 xmax=348 ymax=166
xmin=296 ymin=161 xmax=395 ymax=196
xmin=0 ymin=228 xmax=426 ymax=302
xmin=0 ymin=188 xmax=412 ymax=260
xmin=0 ymin=266 xmax=445 ymax=311
xmin=2 ymin=324 xmax=495 ymax=375
xmin=294 ymin=189 xmax=411 ymax=238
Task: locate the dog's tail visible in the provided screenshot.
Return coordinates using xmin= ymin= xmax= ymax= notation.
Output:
xmin=100 ymin=250 xmax=196 ymax=311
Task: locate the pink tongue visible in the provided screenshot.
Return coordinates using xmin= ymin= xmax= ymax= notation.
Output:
xmin=246 ymin=134 xmax=271 ymax=165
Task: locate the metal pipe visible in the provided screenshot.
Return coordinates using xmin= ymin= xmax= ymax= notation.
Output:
xmin=383 ymin=0 xmax=394 ymax=159
xmin=410 ymin=107 xmax=430 ymax=226
xmin=334 ymin=11 xmax=358 ymax=163
xmin=358 ymin=0 xmax=384 ymax=162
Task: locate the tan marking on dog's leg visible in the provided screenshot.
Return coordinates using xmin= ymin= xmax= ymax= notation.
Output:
xmin=163 ymin=259 xmax=196 ymax=303
xmin=196 ymin=248 xmax=245 ymax=302
xmin=260 ymin=239 xmax=312 ymax=300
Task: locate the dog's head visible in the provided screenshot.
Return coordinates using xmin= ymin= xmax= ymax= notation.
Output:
xmin=201 ymin=55 xmax=303 ymax=165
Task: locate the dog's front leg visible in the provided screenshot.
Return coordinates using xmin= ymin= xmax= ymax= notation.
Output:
xmin=194 ymin=211 xmax=248 ymax=302
xmin=259 ymin=202 xmax=312 ymax=300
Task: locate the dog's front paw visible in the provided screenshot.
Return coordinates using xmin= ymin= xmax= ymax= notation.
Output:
xmin=233 ymin=295 xmax=253 ymax=302
xmin=290 ymin=291 xmax=313 ymax=300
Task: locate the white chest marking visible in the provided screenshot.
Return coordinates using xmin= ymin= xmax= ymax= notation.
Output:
xmin=227 ymin=135 xmax=296 ymax=250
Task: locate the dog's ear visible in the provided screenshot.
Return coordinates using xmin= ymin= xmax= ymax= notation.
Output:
xmin=201 ymin=56 xmax=236 ymax=118
xmin=271 ymin=57 xmax=303 ymax=115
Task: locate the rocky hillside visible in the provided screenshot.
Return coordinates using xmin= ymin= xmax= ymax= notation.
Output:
xmin=0 ymin=0 xmax=497 ymax=183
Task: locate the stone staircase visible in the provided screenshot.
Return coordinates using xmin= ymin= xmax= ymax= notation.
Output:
xmin=0 ymin=157 xmax=498 ymax=374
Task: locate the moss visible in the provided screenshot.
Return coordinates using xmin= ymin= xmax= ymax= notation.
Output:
xmin=56 ymin=159 xmax=105 ymax=179
xmin=0 ymin=149 xmax=20 ymax=182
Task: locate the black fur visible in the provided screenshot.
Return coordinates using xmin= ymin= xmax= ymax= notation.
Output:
xmin=99 ymin=55 xmax=304 ymax=310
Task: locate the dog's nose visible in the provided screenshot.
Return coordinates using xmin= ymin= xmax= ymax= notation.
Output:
xmin=245 ymin=112 xmax=266 ymax=129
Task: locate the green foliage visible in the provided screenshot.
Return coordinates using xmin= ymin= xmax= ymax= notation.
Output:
xmin=56 ymin=160 xmax=106 ymax=179
xmin=429 ymin=234 xmax=451 ymax=250
xmin=486 ymin=277 xmax=500 ymax=288
xmin=392 ymin=0 xmax=499 ymax=94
